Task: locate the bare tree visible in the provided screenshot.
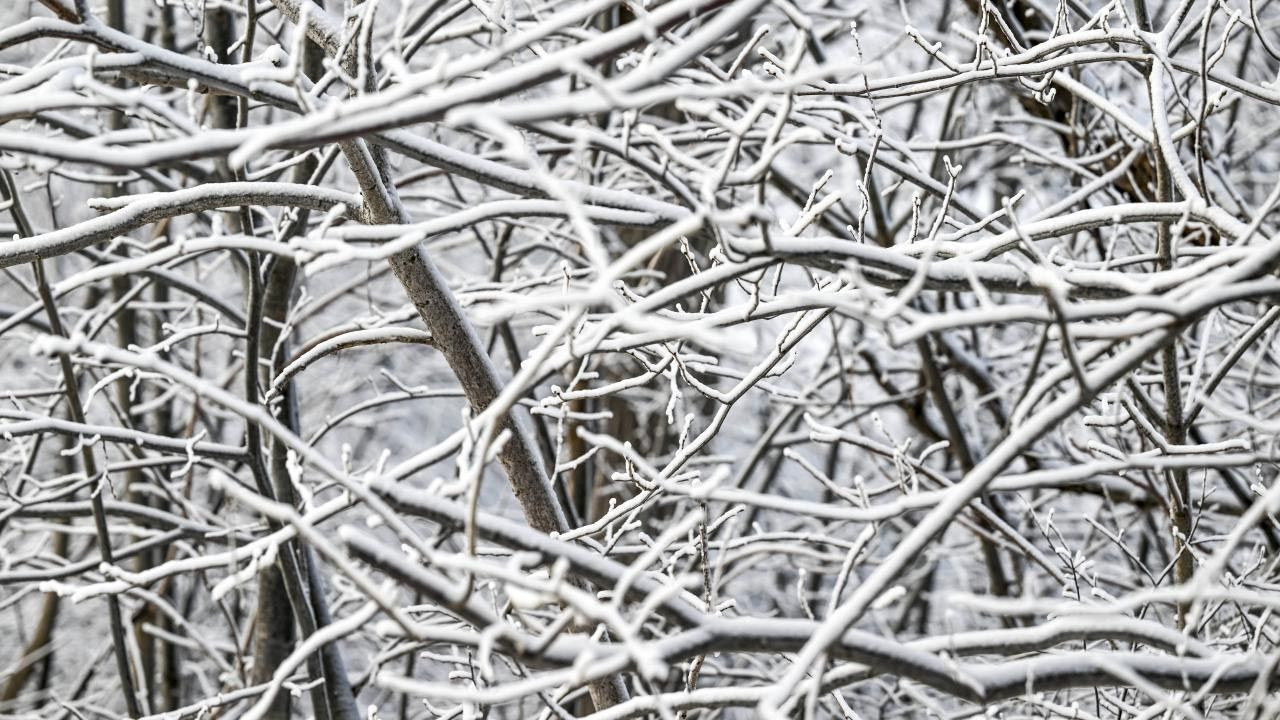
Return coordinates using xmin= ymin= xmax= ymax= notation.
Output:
xmin=3 ymin=0 xmax=1280 ymax=717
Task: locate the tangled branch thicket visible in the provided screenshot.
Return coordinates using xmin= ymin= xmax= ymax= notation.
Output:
xmin=4 ymin=0 xmax=1280 ymax=716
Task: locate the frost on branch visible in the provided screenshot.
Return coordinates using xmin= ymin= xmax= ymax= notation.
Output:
xmin=3 ymin=0 xmax=1280 ymax=718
